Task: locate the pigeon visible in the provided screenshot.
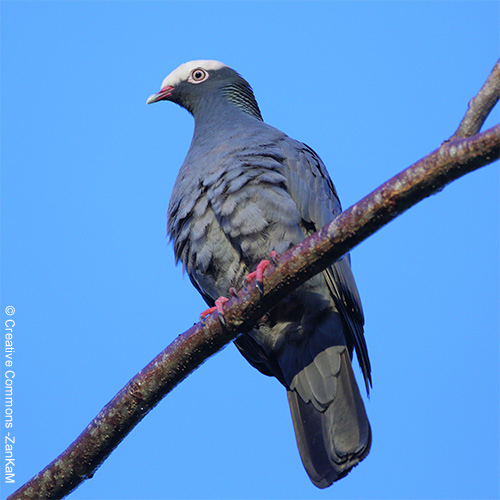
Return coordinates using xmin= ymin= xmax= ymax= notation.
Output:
xmin=147 ymin=60 xmax=371 ymax=488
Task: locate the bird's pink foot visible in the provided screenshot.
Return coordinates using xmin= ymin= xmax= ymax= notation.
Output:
xmin=245 ymin=261 xmax=269 ymax=285
xmin=269 ymin=250 xmax=279 ymax=265
xmin=200 ymin=296 xmax=229 ymax=326
xmin=245 ymin=252 xmax=279 ymax=294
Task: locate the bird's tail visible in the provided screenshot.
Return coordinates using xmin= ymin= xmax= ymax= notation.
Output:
xmin=286 ymin=348 xmax=371 ymax=488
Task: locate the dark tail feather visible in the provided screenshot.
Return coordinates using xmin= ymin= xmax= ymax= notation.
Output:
xmin=287 ymin=350 xmax=371 ymax=488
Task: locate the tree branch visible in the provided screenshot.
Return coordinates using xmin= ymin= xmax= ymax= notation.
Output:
xmin=8 ymin=60 xmax=500 ymax=500
xmin=451 ymin=59 xmax=500 ymax=139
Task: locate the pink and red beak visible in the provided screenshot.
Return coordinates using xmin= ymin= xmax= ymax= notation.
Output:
xmin=146 ymin=85 xmax=174 ymax=104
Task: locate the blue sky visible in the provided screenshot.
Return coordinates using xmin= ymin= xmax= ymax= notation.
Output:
xmin=1 ymin=2 xmax=499 ymax=499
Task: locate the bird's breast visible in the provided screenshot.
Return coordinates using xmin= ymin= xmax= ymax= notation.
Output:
xmin=167 ymin=148 xmax=305 ymax=300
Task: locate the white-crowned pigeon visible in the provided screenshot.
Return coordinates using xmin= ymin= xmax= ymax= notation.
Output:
xmin=147 ymin=60 xmax=371 ymax=488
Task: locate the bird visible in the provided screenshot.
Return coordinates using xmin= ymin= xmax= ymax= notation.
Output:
xmin=147 ymin=60 xmax=371 ymax=488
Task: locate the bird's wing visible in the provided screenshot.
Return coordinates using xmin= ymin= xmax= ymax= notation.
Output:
xmin=279 ymin=138 xmax=371 ymax=391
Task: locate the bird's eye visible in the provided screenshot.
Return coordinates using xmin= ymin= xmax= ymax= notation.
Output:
xmin=189 ymin=68 xmax=209 ymax=84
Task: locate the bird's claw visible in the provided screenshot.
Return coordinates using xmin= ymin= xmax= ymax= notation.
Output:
xmin=245 ymin=261 xmax=268 ymax=293
xmin=269 ymin=250 xmax=279 ymax=265
xmin=256 ymin=277 xmax=265 ymax=295
xmin=200 ymin=306 xmax=216 ymax=325
xmin=200 ymin=296 xmax=229 ymax=326
xmin=245 ymin=252 xmax=279 ymax=294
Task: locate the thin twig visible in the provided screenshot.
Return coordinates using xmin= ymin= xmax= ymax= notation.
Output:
xmin=8 ymin=61 xmax=500 ymax=500
xmin=451 ymin=58 xmax=500 ymax=139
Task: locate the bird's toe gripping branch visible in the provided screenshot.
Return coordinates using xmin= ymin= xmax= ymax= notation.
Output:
xmin=245 ymin=251 xmax=279 ymax=294
xmin=200 ymin=296 xmax=229 ymax=326
xmin=200 ymin=252 xmax=279 ymax=325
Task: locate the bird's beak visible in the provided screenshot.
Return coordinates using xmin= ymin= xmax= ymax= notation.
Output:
xmin=146 ymin=86 xmax=174 ymax=104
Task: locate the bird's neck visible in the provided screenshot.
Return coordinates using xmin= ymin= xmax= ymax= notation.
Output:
xmin=219 ymin=81 xmax=263 ymax=120
xmin=191 ymin=95 xmax=263 ymax=146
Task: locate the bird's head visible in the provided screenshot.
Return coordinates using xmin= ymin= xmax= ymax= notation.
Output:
xmin=147 ymin=60 xmax=262 ymax=120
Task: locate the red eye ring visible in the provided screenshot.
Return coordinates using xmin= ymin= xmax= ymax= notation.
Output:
xmin=190 ymin=68 xmax=209 ymax=84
